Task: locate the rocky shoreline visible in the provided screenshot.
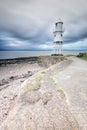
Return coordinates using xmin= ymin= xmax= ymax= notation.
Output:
xmin=0 ymin=57 xmax=38 ymax=66
xmin=0 ymin=57 xmax=45 ymax=125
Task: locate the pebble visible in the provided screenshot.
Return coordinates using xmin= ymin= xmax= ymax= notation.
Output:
xmin=0 ymin=94 xmax=17 ymax=124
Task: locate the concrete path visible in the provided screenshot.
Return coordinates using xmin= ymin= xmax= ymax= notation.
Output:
xmin=55 ymin=57 xmax=87 ymax=129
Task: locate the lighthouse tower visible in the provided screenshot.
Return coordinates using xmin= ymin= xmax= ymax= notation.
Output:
xmin=53 ymin=19 xmax=64 ymax=55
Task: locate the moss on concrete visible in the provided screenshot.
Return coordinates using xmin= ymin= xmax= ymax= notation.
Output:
xmin=56 ymin=86 xmax=67 ymax=101
xmin=50 ymin=76 xmax=57 ymax=85
xmin=56 ymin=86 xmax=63 ymax=92
xmin=31 ymin=75 xmax=42 ymax=90
xmin=54 ymin=70 xmax=59 ymax=75
xmin=41 ymin=70 xmax=46 ymax=74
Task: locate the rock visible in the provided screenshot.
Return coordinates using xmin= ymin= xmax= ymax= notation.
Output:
xmin=0 ymin=79 xmax=9 ymax=86
xmin=9 ymin=76 xmax=18 ymax=80
xmin=9 ymin=76 xmax=15 ymax=80
xmin=41 ymin=92 xmax=53 ymax=105
xmin=27 ymin=71 xmax=31 ymax=74
xmin=3 ymin=96 xmax=7 ymax=99
xmin=20 ymin=80 xmax=24 ymax=83
xmin=0 ymin=85 xmax=9 ymax=91
xmin=19 ymin=91 xmax=40 ymax=104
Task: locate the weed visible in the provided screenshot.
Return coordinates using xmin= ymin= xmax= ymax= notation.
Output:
xmin=25 ymin=75 xmax=42 ymax=91
xmin=56 ymin=86 xmax=66 ymax=101
xmin=56 ymin=86 xmax=63 ymax=92
xmin=54 ymin=70 xmax=59 ymax=75
xmin=50 ymin=76 xmax=57 ymax=85
xmin=32 ymin=75 xmax=42 ymax=90
xmin=41 ymin=71 xmax=46 ymax=74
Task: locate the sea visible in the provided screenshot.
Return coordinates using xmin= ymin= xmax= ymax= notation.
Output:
xmin=0 ymin=50 xmax=87 ymax=59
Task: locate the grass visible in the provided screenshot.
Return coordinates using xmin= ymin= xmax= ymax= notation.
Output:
xmin=50 ymin=75 xmax=67 ymax=101
xmin=66 ymin=52 xmax=87 ymax=61
xmin=50 ymin=76 xmax=64 ymax=93
xmin=32 ymin=75 xmax=42 ymax=90
xmin=50 ymin=76 xmax=57 ymax=85
xmin=54 ymin=70 xmax=59 ymax=75
xmin=52 ymin=55 xmax=67 ymax=60
xmin=56 ymin=86 xmax=63 ymax=92
xmin=26 ymin=69 xmax=47 ymax=91
xmin=66 ymin=54 xmax=75 ymax=57
xmin=56 ymin=86 xmax=67 ymax=101
xmin=80 ymin=53 xmax=87 ymax=60
xmin=41 ymin=70 xmax=46 ymax=74
xmin=77 ymin=52 xmax=87 ymax=61
xmin=26 ymin=75 xmax=42 ymax=91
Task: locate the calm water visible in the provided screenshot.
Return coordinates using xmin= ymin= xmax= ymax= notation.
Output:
xmin=0 ymin=50 xmax=87 ymax=59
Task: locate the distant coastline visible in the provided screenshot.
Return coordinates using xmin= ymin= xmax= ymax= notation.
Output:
xmin=0 ymin=50 xmax=87 ymax=60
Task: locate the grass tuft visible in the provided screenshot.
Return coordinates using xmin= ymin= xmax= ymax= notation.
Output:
xmin=41 ymin=71 xmax=46 ymax=74
xmin=56 ymin=86 xmax=66 ymax=101
xmin=54 ymin=70 xmax=59 ymax=75
xmin=56 ymin=87 xmax=63 ymax=92
xmin=50 ymin=76 xmax=57 ymax=85
xmin=32 ymin=76 xmax=42 ymax=90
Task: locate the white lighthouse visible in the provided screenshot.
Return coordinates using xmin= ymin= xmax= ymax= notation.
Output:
xmin=53 ymin=19 xmax=64 ymax=55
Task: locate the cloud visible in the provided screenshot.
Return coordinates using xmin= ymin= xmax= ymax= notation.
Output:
xmin=64 ymin=39 xmax=87 ymax=50
xmin=0 ymin=32 xmax=32 ymax=50
xmin=0 ymin=0 xmax=87 ymax=50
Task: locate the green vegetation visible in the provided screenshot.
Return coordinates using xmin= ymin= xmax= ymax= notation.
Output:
xmin=41 ymin=70 xmax=46 ymax=74
xmin=50 ymin=76 xmax=57 ymax=85
xmin=50 ymin=76 xmax=66 ymax=100
xmin=56 ymin=86 xmax=66 ymax=101
xmin=56 ymin=86 xmax=63 ymax=92
xmin=66 ymin=54 xmax=75 ymax=57
xmin=54 ymin=70 xmax=59 ymax=75
xmin=27 ymin=75 xmax=42 ymax=91
xmin=78 ymin=53 xmax=87 ymax=60
xmin=22 ymin=73 xmax=43 ymax=93
xmin=32 ymin=75 xmax=42 ymax=90
xmin=52 ymin=55 xmax=67 ymax=60
xmin=26 ymin=69 xmax=47 ymax=92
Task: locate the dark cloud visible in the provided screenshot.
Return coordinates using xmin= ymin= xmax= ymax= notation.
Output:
xmin=0 ymin=0 xmax=87 ymax=50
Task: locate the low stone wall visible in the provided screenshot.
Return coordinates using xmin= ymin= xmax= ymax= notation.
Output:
xmin=38 ymin=56 xmax=67 ymax=67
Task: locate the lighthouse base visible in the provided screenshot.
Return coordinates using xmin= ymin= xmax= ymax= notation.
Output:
xmin=51 ymin=54 xmax=63 ymax=56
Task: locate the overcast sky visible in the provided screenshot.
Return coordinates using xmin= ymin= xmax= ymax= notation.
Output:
xmin=0 ymin=0 xmax=87 ymax=50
